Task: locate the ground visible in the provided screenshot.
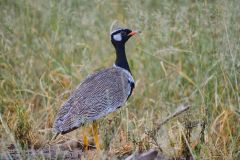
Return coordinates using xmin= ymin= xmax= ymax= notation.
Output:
xmin=0 ymin=0 xmax=240 ymax=159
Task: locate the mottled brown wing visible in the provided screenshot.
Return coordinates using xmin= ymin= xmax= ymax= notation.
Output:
xmin=53 ymin=67 xmax=133 ymax=134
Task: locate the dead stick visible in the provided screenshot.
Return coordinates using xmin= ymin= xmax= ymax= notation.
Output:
xmin=155 ymin=104 xmax=190 ymax=134
xmin=147 ymin=104 xmax=190 ymax=150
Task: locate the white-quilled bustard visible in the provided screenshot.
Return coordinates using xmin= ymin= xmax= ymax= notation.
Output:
xmin=53 ymin=27 xmax=140 ymax=149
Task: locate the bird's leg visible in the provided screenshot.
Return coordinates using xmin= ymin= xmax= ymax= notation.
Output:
xmin=83 ymin=126 xmax=89 ymax=150
xmin=83 ymin=134 xmax=89 ymax=150
xmin=92 ymin=120 xmax=100 ymax=150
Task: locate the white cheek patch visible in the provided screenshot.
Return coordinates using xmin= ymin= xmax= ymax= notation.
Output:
xmin=113 ymin=33 xmax=122 ymax=41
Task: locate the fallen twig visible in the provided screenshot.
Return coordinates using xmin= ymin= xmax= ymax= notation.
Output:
xmin=146 ymin=104 xmax=190 ymax=151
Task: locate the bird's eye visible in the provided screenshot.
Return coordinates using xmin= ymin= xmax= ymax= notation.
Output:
xmin=121 ymin=31 xmax=127 ymax=36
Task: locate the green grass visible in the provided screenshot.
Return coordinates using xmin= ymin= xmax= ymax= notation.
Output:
xmin=0 ymin=0 xmax=240 ymax=159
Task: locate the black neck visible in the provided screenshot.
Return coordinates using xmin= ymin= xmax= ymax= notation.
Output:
xmin=114 ymin=44 xmax=131 ymax=72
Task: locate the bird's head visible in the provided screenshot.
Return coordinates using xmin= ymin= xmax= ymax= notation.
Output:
xmin=111 ymin=28 xmax=140 ymax=47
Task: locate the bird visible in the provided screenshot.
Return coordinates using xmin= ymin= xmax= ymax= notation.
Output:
xmin=53 ymin=27 xmax=140 ymax=149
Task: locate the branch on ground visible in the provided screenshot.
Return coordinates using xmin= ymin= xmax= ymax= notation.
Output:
xmin=146 ymin=104 xmax=190 ymax=151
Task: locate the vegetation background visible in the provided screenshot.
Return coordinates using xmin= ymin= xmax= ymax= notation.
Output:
xmin=0 ymin=0 xmax=239 ymax=159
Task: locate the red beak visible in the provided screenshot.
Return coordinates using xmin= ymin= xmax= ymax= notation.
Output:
xmin=128 ymin=31 xmax=137 ymax=36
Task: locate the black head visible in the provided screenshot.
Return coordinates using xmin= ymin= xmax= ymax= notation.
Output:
xmin=111 ymin=28 xmax=138 ymax=47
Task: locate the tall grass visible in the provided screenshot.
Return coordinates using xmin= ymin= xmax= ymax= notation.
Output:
xmin=0 ymin=0 xmax=239 ymax=159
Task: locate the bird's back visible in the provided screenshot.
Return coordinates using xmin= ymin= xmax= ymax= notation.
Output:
xmin=53 ymin=66 xmax=134 ymax=134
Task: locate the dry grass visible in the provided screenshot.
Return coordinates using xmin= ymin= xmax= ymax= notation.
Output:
xmin=0 ymin=0 xmax=240 ymax=159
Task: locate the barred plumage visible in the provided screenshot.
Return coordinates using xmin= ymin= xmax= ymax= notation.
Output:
xmin=53 ymin=66 xmax=134 ymax=134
